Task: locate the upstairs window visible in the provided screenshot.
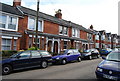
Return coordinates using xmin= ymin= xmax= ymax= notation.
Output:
xmin=72 ymin=28 xmax=79 ymax=38
xmin=0 ymin=14 xmax=7 ymax=28
xmin=88 ymin=34 xmax=92 ymax=40
xmin=0 ymin=14 xmax=18 ymax=30
xmin=28 ymin=17 xmax=35 ymax=30
xmin=8 ymin=16 xmax=17 ymax=30
xmin=101 ymin=35 xmax=105 ymax=40
xmin=59 ymin=26 xmax=68 ymax=35
xmin=38 ymin=20 xmax=42 ymax=32
xmin=28 ymin=17 xmax=43 ymax=32
xmin=95 ymin=35 xmax=99 ymax=40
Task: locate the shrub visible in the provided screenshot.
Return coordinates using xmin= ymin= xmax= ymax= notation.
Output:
xmin=2 ymin=50 xmax=18 ymax=58
xmin=27 ymin=47 xmax=39 ymax=50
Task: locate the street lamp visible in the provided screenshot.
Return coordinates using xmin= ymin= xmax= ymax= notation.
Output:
xmin=35 ymin=0 xmax=40 ymax=49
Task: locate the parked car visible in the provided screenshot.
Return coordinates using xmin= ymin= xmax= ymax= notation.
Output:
xmin=52 ymin=49 xmax=82 ymax=65
xmin=1 ymin=50 xmax=52 ymax=75
xmin=81 ymin=49 xmax=100 ymax=60
xmin=112 ymin=48 xmax=119 ymax=51
xmin=95 ymin=51 xmax=120 ymax=81
xmin=99 ymin=48 xmax=112 ymax=55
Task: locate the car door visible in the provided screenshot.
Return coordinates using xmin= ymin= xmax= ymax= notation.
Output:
xmin=29 ymin=50 xmax=42 ymax=67
xmin=66 ymin=50 xmax=74 ymax=61
xmin=12 ymin=51 xmax=31 ymax=70
xmin=73 ymin=50 xmax=80 ymax=60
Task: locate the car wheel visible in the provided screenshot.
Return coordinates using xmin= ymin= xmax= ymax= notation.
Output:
xmin=2 ymin=64 xmax=12 ymax=75
xmin=78 ymin=57 xmax=81 ymax=62
xmin=41 ymin=61 xmax=48 ymax=68
xmin=89 ymin=56 xmax=92 ymax=60
xmin=61 ymin=59 xmax=67 ymax=65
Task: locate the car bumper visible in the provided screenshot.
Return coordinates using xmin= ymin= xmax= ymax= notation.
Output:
xmin=95 ymin=71 xmax=120 ymax=81
xmin=52 ymin=59 xmax=62 ymax=64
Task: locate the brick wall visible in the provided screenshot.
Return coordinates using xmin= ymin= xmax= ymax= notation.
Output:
xmin=44 ymin=21 xmax=59 ymax=35
xmin=80 ymin=30 xmax=87 ymax=40
xmin=18 ymin=16 xmax=29 ymax=50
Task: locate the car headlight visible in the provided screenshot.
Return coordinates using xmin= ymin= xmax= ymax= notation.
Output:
xmin=56 ymin=57 xmax=60 ymax=60
xmin=97 ymin=67 xmax=103 ymax=72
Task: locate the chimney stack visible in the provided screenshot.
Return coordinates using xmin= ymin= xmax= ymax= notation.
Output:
xmin=13 ymin=0 xmax=21 ymax=7
xmin=55 ymin=9 xmax=62 ymax=19
xmin=90 ymin=25 xmax=93 ymax=30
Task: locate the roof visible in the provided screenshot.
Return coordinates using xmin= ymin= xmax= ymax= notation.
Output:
xmin=106 ymin=33 xmax=111 ymax=37
xmin=25 ymin=30 xmax=93 ymax=43
xmin=17 ymin=6 xmax=93 ymax=33
xmin=0 ymin=30 xmax=22 ymax=37
xmin=0 ymin=2 xmax=23 ymax=16
xmin=99 ymin=30 xmax=106 ymax=35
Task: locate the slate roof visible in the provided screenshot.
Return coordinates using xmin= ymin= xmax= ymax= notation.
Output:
xmin=26 ymin=30 xmax=94 ymax=43
xmin=17 ymin=6 xmax=93 ymax=33
xmin=0 ymin=30 xmax=22 ymax=37
xmin=0 ymin=2 xmax=23 ymax=16
xmin=106 ymin=33 xmax=111 ymax=37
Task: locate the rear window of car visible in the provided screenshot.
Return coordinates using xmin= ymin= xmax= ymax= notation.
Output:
xmin=40 ymin=51 xmax=51 ymax=56
xmin=31 ymin=51 xmax=41 ymax=58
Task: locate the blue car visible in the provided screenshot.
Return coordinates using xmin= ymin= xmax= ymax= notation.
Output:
xmin=95 ymin=51 xmax=120 ymax=81
xmin=100 ymin=48 xmax=112 ymax=55
xmin=52 ymin=49 xmax=82 ymax=65
xmin=1 ymin=50 xmax=52 ymax=75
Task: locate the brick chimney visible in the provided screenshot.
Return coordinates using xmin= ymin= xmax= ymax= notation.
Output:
xmin=13 ymin=0 xmax=21 ymax=7
xmin=55 ymin=9 xmax=62 ymax=19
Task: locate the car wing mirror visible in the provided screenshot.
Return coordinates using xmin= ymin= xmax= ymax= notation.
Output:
xmin=67 ymin=53 xmax=70 ymax=55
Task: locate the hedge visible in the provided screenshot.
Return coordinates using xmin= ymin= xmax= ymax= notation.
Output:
xmin=1 ymin=50 xmax=18 ymax=58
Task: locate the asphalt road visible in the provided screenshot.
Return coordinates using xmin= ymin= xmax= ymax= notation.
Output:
xmin=2 ymin=58 xmax=102 ymax=80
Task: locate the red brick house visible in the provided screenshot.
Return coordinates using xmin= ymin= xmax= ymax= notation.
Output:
xmin=1 ymin=0 xmax=118 ymax=53
xmin=0 ymin=2 xmax=22 ymax=51
xmin=11 ymin=0 xmax=94 ymax=53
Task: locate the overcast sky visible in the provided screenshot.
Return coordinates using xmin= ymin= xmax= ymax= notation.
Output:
xmin=1 ymin=0 xmax=120 ymax=34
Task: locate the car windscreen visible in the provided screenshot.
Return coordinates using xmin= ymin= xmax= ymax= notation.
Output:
xmin=106 ymin=52 xmax=120 ymax=62
xmin=10 ymin=51 xmax=22 ymax=58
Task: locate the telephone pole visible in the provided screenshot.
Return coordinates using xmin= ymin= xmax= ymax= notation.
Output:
xmin=35 ymin=0 xmax=40 ymax=49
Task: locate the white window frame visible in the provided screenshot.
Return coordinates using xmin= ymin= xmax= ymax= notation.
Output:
xmin=0 ymin=12 xmax=18 ymax=31
xmin=95 ymin=35 xmax=99 ymax=40
xmin=59 ymin=26 xmax=68 ymax=36
xmin=28 ymin=16 xmax=44 ymax=32
xmin=72 ymin=28 xmax=79 ymax=38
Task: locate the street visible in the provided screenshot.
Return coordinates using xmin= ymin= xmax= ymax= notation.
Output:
xmin=2 ymin=58 xmax=102 ymax=80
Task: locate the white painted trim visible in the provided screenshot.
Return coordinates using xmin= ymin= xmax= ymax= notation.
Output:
xmin=14 ymin=37 xmax=18 ymax=39
xmin=2 ymin=36 xmax=12 ymax=39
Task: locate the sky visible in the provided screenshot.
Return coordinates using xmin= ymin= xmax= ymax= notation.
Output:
xmin=1 ymin=0 xmax=120 ymax=34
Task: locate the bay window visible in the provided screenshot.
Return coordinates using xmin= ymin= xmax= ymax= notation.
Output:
xmin=63 ymin=41 xmax=67 ymax=49
xmin=2 ymin=39 xmax=11 ymax=50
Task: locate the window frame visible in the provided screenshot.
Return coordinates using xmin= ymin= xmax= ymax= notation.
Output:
xmin=0 ymin=13 xmax=18 ymax=31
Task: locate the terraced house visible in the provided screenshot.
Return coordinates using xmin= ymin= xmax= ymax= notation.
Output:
xmin=0 ymin=0 xmax=119 ymax=53
xmin=13 ymin=0 xmax=94 ymax=54
xmin=0 ymin=2 xmax=22 ymax=51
